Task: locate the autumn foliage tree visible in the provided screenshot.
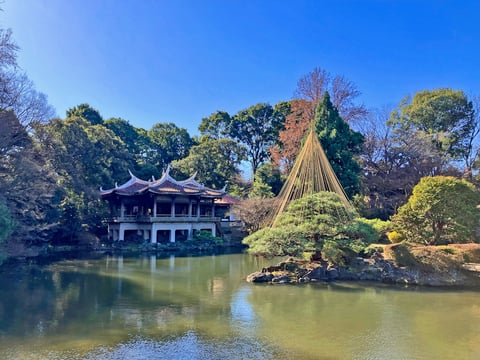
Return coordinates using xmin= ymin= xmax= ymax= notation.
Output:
xmin=271 ymin=67 xmax=367 ymax=172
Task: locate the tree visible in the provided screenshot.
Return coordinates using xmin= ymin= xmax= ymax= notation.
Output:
xmin=253 ymin=162 xmax=283 ymax=196
xmin=148 ymin=122 xmax=193 ymax=171
xmin=249 ymin=179 xmax=275 ymax=198
xmin=103 ymin=117 xmax=157 ymax=178
xmin=391 ymin=176 xmax=480 ymax=245
xmin=0 ymin=29 xmax=54 ymax=127
xmin=35 ymin=116 xmax=132 ymax=242
xmin=172 ymin=137 xmax=246 ymax=190
xmin=242 ymin=192 xmax=374 ymax=262
xmin=229 ymin=103 xmax=284 ymax=175
xmin=232 ymin=197 xmax=276 ymax=233
xmin=464 ymin=95 xmax=480 ymax=178
xmin=0 ymin=200 xmax=14 ymax=244
xmin=357 ymin=107 xmax=449 ymax=219
xmin=314 ymin=93 xmax=364 ymax=197
xmin=198 ymin=111 xmax=231 ymax=139
xmin=66 ymin=103 xmax=104 ymax=125
xmin=0 ymin=111 xmax=60 ymax=244
xmin=271 ymin=67 xmax=367 ymax=172
xmin=389 ymin=89 xmax=475 ymax=164
xmin=0 ymin=29 xmax=19 ymax=68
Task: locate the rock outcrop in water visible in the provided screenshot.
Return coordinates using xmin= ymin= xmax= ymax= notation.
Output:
xmin=246 ymin=252 xmax=480 ymax=287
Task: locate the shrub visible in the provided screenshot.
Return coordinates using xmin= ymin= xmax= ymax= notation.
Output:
xmin=357 ymin=218 xmax=392 ymax=243
xmin=193 ymin=230 xmax=223 ymax=245
xmin=388 ymin=231 xmax=405 ymax=244
xmin=391 ymin=176 xmax=480 ymax=245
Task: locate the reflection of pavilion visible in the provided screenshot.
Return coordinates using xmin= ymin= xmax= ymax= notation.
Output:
xmin=101 ymin=166 xmax=238 ymax=243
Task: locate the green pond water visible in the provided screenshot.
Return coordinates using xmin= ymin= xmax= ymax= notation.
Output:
xmin=0 ymin=252 xmax=479 ymax=359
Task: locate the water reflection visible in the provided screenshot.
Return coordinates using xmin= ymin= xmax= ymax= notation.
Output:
xmin=0 ymin=253 xmax=479 ymax=359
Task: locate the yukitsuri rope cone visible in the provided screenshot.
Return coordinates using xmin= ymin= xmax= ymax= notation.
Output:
xmin=270 ymin=127 xmax=352 ymax=228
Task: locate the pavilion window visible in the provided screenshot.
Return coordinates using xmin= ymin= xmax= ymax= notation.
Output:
xmin=156 ymin=202 xmax=171 ymax=217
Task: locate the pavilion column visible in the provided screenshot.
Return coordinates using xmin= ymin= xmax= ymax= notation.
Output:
xmin=119 ymin=224 xmax=125 ymax=241
xmin=197 ymin=201 xmax=201 ymax=219
xmin=171 ymin=198 xmax=176 ymax=218
xmin=188 ymin=199 xmax=192 ymax=218
xmin=170 ymin=229 xmax=176 ymax=243
xmin=151 ymin=225 xmax=157 ymax=243
xmin=212 ymin=203 xmax=215 ymax=218
xmin=153 ymin=198 xmax=157 ymax=217
xmin=120 ymin=201 xmax=125 ymax=218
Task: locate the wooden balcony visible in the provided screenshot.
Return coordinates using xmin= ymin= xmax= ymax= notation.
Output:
xmin=110 ymin=215 xmax=221 ymax=223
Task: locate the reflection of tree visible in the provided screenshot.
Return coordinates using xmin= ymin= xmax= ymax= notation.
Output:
xmin=1 ymin=256 xmax=480 ymax=359
xmin=0 ymin=254 xmax=274 ymax=354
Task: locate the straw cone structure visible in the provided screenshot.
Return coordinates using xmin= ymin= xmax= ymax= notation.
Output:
xmin=270 ymin=128 xmax=352 ymax=227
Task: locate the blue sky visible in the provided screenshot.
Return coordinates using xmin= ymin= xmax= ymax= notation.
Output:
xmin=1 ymin=0 xmax=479 ymax=135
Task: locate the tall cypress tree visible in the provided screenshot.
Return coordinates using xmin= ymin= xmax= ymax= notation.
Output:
xmin=314 ymin=92 xmax=364 ymax=197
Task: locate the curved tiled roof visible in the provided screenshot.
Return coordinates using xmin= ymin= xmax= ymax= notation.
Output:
xmin=100 ymin=166 xmax=225 ymax=198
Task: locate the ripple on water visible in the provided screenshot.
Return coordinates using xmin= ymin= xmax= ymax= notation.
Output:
xmin=82 ymin=332 xmax=284 ymax=360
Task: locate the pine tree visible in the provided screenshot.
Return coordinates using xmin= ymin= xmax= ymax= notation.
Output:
xmin=314 ymin=92 xmax=364 ymax=197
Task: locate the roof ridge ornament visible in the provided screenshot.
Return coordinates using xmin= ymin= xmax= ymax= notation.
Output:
xmin=128 ymin=169 xmax=135 ymax=178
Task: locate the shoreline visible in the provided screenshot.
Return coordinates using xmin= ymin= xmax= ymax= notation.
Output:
xmin=246 ymin=244 xmax=480 ymax=288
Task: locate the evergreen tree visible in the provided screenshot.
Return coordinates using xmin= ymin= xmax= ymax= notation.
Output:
xmin=314 ymin=92 xmax=364 ymax=197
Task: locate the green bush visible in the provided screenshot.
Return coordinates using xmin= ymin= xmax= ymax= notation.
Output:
xmin=193 ymin=230 xmax=223 ymax=245
xmin=392 ymin=176 xmax=480 ymax=245
xmin=356 ymin=218 xmax=391 ymax=243
xmin=387 ymin=231 xmax=405 ymax=244
xmin=321 ymin=240 xmax=346 ymax=266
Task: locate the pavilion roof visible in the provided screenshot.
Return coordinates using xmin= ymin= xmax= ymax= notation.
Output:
xmin=100 ymin=166 xmax=225 ymax=198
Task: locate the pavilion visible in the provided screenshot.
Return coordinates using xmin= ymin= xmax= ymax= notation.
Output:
xmin=100 ymin=166 xmax=235 ymax=243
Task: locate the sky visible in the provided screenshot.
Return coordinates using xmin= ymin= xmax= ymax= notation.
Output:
xmin=1 ymin=0 xmax=479 ymax=136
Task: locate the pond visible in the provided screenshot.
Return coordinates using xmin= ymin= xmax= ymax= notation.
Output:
xmin=0 ymin=252 xmax=479 ymax=359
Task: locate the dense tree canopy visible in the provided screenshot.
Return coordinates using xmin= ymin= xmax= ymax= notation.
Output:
xmin=0 ymin=111 xmax=59 ymax=244
xmin=66 ymin=103 xmax=104 ymax=125
xmin=172 ymin=137 xmax=246 ymax=190
xmin=389 ymin=89 xmax=476 ymax=166
xmin=148 ymin=122 xmax=193 ymax=172
xmin=198 ymin=111 xmax=231 ymax=139
xmin=229 ymin=103 xmax=285 ymax=175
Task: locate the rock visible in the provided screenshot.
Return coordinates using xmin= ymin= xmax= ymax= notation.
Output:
xmin=326 ymin=267 xmax=339 ymax=280
xmin=272 ymin=275 xmax=291 ymax=284
xmin=246 ymin=271 xmax=274 ymax=283
xmin=303 ymin=266 xmax=327 ymax=281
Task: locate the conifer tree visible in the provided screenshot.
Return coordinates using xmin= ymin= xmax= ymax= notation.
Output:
xmin=314 ymin=92 xmax=364 ymax=197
